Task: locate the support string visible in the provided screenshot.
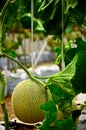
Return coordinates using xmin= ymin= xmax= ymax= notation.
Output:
xmin=61 ymin=0 xmax=65 ymax=70
xmin=31 ymin=0 xmax=34 ymax=70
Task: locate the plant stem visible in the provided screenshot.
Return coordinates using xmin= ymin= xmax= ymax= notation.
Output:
xmin=1 ymin=0 xmax=11 ymax=28
xmin=31 ymin=0 xmax=34 ymax=69
xmin=34 ymin=75 xmax=51 ymax=79
xmin=0 ymin=0 xmax=17 ymax=28
xmin=1 ymin=0 xmax=17 ymax=17
xmin=2 ymin=53 xmax=45 ymax=86
xmin=1 ymin=103 xmax=10 ymax=130
xmin=0 ymin=71 xmax=10 ymax=130
xmin=61 ymin=0 xmax=65 ymax=70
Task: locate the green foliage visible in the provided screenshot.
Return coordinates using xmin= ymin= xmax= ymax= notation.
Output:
xmin=46 ymin=55 xmax=77 ymax=104
xmin=0 ymin=0 xmax=6 ymax=12
xmin=55 ymin=40 xmax=71 ymax=65
xmin=20 ymin=13 xmax=44 ymax=32
xmin=76 ymin=38 xmax=86 ymax=51
xmin=38 ymin=0 xmax=86 ymax=36
xmin=0 ymin=0 xmax=45 ymax=33
xmin=65 ymin=0 xmax=78 ymax=11
xmin=40 ymin=50 xmax=86 ymax=129
xmin=39 ymin=56 xmax=78 ymax=129
xmin=40 ymin=100 xmax=57 ymax=124
xmin=39 ymin=100 xmax=76 ymax=130
xmin=54 ymin=118 xmax=77 ymax=130
xmin=64 ymin=38 xmax=86 ymax=66
xmin=3 ymin=49 xmax=18 ymax=58
xmin=55 ymin=38 xmax=86 ymax=94
xmin=71 ymin=51 xmax=86 ymax=93
xmin=64 ymin=48 xmax=76 ymax=66
xmin=0 ymin=0 xmax=20 ymax=29
xmin=55 ymin=37 xmax=86 ymax=66
xmin=38 ymin=0 xmax=63 ymax=35
xmin=69 ymin=0 xmax=86 ymax=25
xmin=39 ymin=118 xmax=77 ymax=130
xmin=38 ymin=56 xmax=77 ymax=129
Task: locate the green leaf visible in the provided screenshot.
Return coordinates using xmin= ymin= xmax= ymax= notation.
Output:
xmin=46 ymin=55 xmax=78 ymax=117
xmin=65 ymin=0 xmax=78 ymax=11
xmin=20 ymin=13 xmax=44 ymax=32
xmin=40 ymin=100 xmax=57 ymax=125
xmin=64 ymin=38 xmax=86 ymax=66
xmin=76 ymin=38 xmax=86 ymax=51
xmin=69 ymin=8 xmax=85 ymax=25
xmin=53 ymin=0 xmax=60 ymax=7
xmin=34 ymin=19 xmax=44 ymax=32
xmin=39 ymin=100 xmax=57 ymax=130
xmin=64 ymin=48 xmax=77 ymax=66
xmin=71 ymin=51 xmax=86 ymax=93
xmin=3 ymin=49 xmax=18 ymax=58
xmin=38 ymin=0 xmax=55 ymax=22
xmin=53 ymin=54 xmax=78 ymax=80
xmin=55 ymin=54 xmax=61 ymax=65
xmin=55 ymin=118 xmax=77 ymax=130
xmin=38 ymin=0 xmax=54 ymax=12
xmin=68 ymin=0 xmax=86 ymax=25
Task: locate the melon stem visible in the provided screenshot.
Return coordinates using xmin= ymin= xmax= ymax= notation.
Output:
xmin=2 ymin=52 xmax=46 ymax=87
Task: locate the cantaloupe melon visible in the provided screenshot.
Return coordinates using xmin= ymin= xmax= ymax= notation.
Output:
xmin=72 ymin=93 xmax=86 ymax=111
xmin=72 ymin=93 xmax=86 ymax=124
xmin=11 ymin=79 xmax=52 ymax=123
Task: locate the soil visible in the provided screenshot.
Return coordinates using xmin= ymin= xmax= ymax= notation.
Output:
xmin=0 ymin=95 xmax=38 ymax=130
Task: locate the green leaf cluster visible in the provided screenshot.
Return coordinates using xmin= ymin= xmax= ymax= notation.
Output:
xmin=46 ymin=55 xmax=77 ymax=106
xmin=71 ymin=51 xmax=86 ymax=93
xmin=40 ymin=49 xmax=86 ymax=129
xmin=40 ymin=100 xmax=57 ymax=124
xmin=69 ymin=0 xmax=86 ymax=25
xmin=38 ymin=0 xmax=86 ymax=35
xmin=63 ymin=38 xmax=86 ymax=93
xmin=39 ymin=55 xmax=78 ymax=129
xmin=38 ymin=0 xmax=63 ymax=35
xmin=39 ymin=100 xmax=77 ymax=130
xmin=20 ymin=13 xmax=44 ymax=32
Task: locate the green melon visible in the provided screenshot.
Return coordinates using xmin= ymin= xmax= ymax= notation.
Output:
xmin=11 ymin=79 xmax=52 ymax=123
